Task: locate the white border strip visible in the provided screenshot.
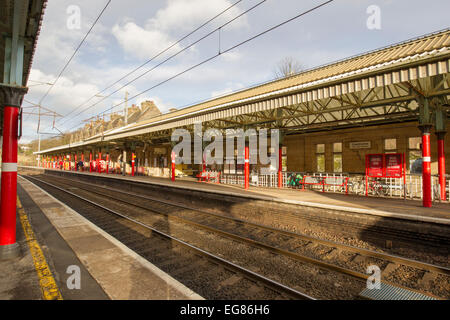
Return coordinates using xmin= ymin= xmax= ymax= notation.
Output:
xmin=2 ymin=162 xmax=18 ymax=172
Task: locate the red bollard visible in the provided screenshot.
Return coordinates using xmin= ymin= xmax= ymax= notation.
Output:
xmin=422 ymin=127 xmax=432 ymax=207
xmin=244 ymin=145 xmax=249 ymax=190
xmin=0 ymin=105 xmax=20 ymax=258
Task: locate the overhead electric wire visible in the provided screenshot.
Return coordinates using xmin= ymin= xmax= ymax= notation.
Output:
xmin=60 ymin=0 xmax=266 ymax=128
xmin=38 ymin=0 xmax=112 ymax=106
xmin=56 ymin=0 xmax=245 ymax=126
xmin=66 ymin=0 xmax=334 ymax=132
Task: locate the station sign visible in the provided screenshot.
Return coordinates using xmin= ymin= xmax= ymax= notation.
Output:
xmin=365 ymin=153 xmax=404 ymax=178
xmin=366 ymin=154 xmax=383 ymax=177
xmin=385 ymin=153 xmax=403 ymax=178
xmin=349 ymin=141 xmax=371 ymax=149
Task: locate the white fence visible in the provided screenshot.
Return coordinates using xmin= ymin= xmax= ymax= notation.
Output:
xmin=219 ymin=172 xmax=450 ymax=202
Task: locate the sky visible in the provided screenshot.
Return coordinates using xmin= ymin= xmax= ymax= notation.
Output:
xmin=21 ymin=0 xmax=450 ymax=143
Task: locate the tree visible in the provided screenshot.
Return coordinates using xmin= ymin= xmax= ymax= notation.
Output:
xmin=273 ymin=57 xmax=303 ymax=79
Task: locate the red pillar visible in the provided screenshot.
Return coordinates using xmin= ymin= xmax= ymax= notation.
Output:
xmin=131 ymin=153 xmax=135 ymax=176
xmin=437 ymin=132 xmax=446 ymax=201
xmin=89 ymin=152 xmax=93 ymax=172
xmin=244 ymin=144 xmax=249 ymax=190
xmin=74 ymin=154 xmax=78 ymax=171
xmin=81 ymin=153 xmax=84 ymax=172
xmin=98 ymin=152 xmax=102 ymax=173
xmin=106 ymin=153 xmax=109 ymax=174
xmin=421 ymin=126 xmax=432 ymax=207
xmin=171 ymin=151 xmax=176 ymax=182
xmin=278 ymin=147 xmax=282 ymax=188
xmin=202 ymin=152 xmax=206 ymax=173
xmin=0 ymin=106 xmax=20 ymax=258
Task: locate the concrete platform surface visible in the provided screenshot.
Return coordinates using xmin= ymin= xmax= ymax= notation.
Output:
xmin=4 ymin=175 xmax=203 ymax=300
xmin=23 ymin=167 xmax=450 ymax=225
xmin=0 ymin=205 xmax=43 ymax=300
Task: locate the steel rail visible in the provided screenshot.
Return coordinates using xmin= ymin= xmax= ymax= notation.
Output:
xmin=39 ymin=172 xmax=450 ymax=276
xmin=24 ymin=174 xmax=446 ymax=301
xmin=22 ymin=174 xmax=315 ymax=300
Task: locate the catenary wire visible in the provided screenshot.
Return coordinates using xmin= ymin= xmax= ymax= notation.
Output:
xmin=66 ymin=0 xmax=334 ymax=132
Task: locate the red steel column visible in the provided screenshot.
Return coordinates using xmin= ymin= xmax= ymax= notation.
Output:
xmin=0 ymin=106 xmax=20 ymax=258
xmin=106 ymin=153 xmax=109 ymax=174
xmin=421 ymin=126 xmax=432 ymax=207
xmin=244 ymin=144 xmax=249 ymax=190
xmin=278 ymin=147 xmax=282 ymax=188
xmin=171 ymin=151 xmax=176 ymax=181
xmin=202 ymin=152 xmax=206 ymax=173
xmin=98 ymin=152 xmax=102 ymax=173
xmin=81 ymin=153 xmax=84 ymax=172
xmin=132 ymin=153 xmax=135 ymax=176
xmin=74 ymin=154 xmax=78 ymax=171
xmin=89 ymin=152 xmax=93 ymax=172
xmin=437 ymin=132 xmax=446 ymax=201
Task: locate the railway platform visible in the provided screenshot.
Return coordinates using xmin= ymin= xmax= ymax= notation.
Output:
xmin=0 ymin=174 xmax=203 ymax=300
xmin=21 ymin=166 xmax=450 ymax=225
xmin=9 ymin=167 xmax=450 ymax=300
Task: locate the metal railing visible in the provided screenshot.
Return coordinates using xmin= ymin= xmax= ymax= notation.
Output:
xmin=219 ymin=172 xmax=450 ymax=202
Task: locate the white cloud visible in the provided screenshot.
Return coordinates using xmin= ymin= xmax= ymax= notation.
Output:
xmin=112 ymin=22 xmax=181 ymax=60
xmin=112 ymin=0 xmax=247 ymax=61
xmin=149 ymin=0 xmax=247 ymax=33
xmin=220 ymin=51 xmax=241 ymax=62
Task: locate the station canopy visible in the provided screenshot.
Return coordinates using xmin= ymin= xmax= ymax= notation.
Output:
xmin=39 ymin=28 xmax=450 ymax=154
xmin=0 ymin=0 xmax=46 ymax=137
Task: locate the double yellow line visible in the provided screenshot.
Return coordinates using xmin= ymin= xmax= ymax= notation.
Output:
xmin=17 ymin=197 xmax=63 ymax=300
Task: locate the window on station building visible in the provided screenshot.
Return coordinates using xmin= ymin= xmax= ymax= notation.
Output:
xmin=384 ymin=138 xmax=397 ymax=152
xmin=409 ymin=137 xmax=421 ymax=150
xmin=333 ymin=142 xmax=342 ymax=173
xmin=282 ymin=146 xmax=287 ymax=172
xmin=316 ymin=144 xmax=325 ymax=172
xmin=408 ymin=137 xmax=422 ymax=173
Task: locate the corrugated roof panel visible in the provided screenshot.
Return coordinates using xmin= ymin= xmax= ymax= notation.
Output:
xmin=138 ymin=30 xmax=448 ymax=129
xmin=435 ymin=33 xmax=449 ymax=47
xmin=423 ymin=35 xmax=442 ymax=50
xmin=38 ymin=31 xmax=450 ymax=154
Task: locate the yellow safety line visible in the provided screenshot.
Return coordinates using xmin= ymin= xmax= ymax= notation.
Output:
xmin=17 ymin=197 xmax=63 ymax=300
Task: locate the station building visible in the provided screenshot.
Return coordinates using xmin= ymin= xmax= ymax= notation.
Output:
xmin=36 ymin=29 xmax=450 ymax=204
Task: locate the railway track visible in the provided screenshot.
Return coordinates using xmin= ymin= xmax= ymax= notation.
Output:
xmin=20 ymin=174 xmax=314 ymax=300
xmin=21 ymin=173 xmax=449 ymax=299
xmin=43 ymin=169 xmax=450 ymax=248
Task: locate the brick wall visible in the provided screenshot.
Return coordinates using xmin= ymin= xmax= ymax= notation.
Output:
xmin=285 ymin=121 xmax=450 ymax=174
